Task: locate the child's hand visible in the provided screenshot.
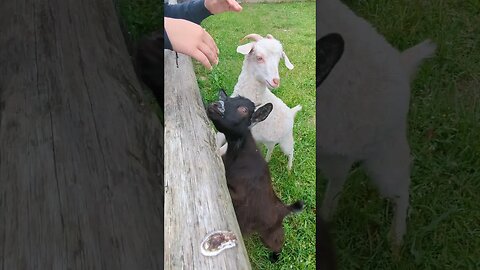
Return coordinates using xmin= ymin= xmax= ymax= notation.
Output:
xmin=165 ymin=17 xmax=219 ymax=70
xmin=205 ymin=0 xmax=242 ymax=14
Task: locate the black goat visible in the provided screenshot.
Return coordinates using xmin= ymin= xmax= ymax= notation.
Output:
xmin=207 ymin=90 xmax=304 ymax=262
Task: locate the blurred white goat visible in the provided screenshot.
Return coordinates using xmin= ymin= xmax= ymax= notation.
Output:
xmin=316 ymin=0 xmax=437 ymax=252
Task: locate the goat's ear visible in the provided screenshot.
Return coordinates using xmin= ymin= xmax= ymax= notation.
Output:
xmin=282 ymin=51 xmax=294 ymax=70
xmin=218 ymin=89 xmax=228 ymax=101
xmin=316 ymin=33 xmax=344 ymax=88
xmin=251 ymin=103 xmax=273 ymax=124
xmin=237 ymin=42 xmax=255 ymax=55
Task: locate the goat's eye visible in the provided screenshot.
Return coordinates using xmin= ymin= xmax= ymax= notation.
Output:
xmin=256 ymin=56 xmax=264 ymax=62
xmin=237 ymin=106 xmax=248 ymax=115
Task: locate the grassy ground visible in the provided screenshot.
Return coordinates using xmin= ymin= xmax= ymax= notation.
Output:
xmin=195 ymin=2 xmax=316 ymax=269
xmin=321 ymin=1 xmax=480 ymax=269
xmin=117 ymin=0 xmax=163 ymax=43
xmin=117 ymin=0 xmax=164 ymax=121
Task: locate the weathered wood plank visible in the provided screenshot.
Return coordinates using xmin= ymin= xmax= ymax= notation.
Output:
xmin=164 ymin=49 xmax=251 ymax=269
xmin=0 ymin=0 xmax=163 ymax=269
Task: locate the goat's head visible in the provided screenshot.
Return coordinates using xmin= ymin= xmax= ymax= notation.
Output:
xmin=207 ymin=89 xmax=273 ymax=137
xmin=236 ymin=34 xmax=294 ymax=90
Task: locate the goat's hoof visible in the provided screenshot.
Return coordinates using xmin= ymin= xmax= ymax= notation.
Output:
xmin=389 ymin=236 xmax=403 ymax=260
xmin=269 ymin=252 xmax=281 ymax=263
xmin=388 ymin=229 xmax=404 ymax=259
xmin=390 ymin=238 xmax=403 ymax=260
xmin=391 ymin=244 xmax=402 ymax=261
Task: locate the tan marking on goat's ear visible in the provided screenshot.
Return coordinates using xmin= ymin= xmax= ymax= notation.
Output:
xmin=237 ymin=42 xmax=255 ymax=55
xmin=282 ymin=51 xmax=294 ymax=70
xmin=241 ymin=33 xmax=263 ymax=42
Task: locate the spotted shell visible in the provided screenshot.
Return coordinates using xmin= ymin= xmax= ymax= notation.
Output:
xmin=200 ymin=230 xmax=238 ymax=256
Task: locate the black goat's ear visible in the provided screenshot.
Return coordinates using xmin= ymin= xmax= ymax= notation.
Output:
xmin=316 ymin=33 xmax=344 ymax=88
xmin=218 ymin=89 xmax=228 ymax=101
xmin=251 ymin=103 xmax=273 ymax=124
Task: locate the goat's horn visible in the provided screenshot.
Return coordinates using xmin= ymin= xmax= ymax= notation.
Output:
xmin=241 ymin=34 xmax=263 ymax=42
xmin=266 ymin=34 xmax=274 ymax=39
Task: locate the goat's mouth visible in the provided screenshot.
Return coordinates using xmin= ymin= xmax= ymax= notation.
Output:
xmin=265 ymin=80 xmax=278 ymax=90
xmin=207 ymin=104 xmax=224 ymax=118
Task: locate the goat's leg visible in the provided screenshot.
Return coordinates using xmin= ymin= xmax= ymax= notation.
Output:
xmin=264 ymin=142 xmax=276 ymax=162
xmin=362 ymin=136 xmax=411 ymax=252
xmin=318 ymin=153 xmax=354 ymax=221
xmin=259 ymin=226 xmax=285 ymax=263
xmin=279 ymin=134 xmax=295 ymax=171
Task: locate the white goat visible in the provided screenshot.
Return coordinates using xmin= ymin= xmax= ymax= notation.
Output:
xmin=216 ymin=34 xmax=301 ymax=170
xmin=316 ymin=0 xmax=436 ymax=251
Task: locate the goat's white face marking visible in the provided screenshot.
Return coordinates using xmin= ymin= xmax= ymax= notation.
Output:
xmin=218 ymin=100 xmax=225 ymax=114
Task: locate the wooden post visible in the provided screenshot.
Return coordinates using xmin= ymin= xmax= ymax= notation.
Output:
xmin=0 ymin=0 xmax=163 ymax=269
xmin=164 ymin=24 xmax=251 ymax=270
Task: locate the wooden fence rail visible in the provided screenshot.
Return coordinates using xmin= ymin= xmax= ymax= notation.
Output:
xmin=164 ymin=48 xmax=251 ymax=268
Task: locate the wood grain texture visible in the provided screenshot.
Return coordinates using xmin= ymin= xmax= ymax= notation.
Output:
xmin=0 ymin=0 xmax=164 ymax=269
xmin=164 ymin=50 xmax=251 ymax=269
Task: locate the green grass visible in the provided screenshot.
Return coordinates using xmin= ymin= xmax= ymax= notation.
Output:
xmin=117 ymin=0 xmax=164 ymax=120
xmin=117 ymin=0 xmax=163 ymax=42
xmin=195 ymin=2 xmax=316 ymax=269
xmin=320 ymin=1 xmax=480 ymax=269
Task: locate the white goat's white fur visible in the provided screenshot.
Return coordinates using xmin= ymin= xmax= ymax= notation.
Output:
xmin=216 ymin=34 xmax=301 ymax=170
xmin=316 ymin=0 xmax=437 ymax=250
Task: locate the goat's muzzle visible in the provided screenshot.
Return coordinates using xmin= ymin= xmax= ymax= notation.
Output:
xmin=207 ymin=102 xmax=225 ymax=118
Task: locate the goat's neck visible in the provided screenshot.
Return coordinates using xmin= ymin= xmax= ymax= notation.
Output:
xmin=225 ymin=132 xmax=257 ymax=158
xmin=235 ymin=61 xmax=268 ymax=101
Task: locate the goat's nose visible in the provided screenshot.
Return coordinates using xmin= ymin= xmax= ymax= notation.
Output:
xmin=272 ymin=78 xmax=280 ymax=87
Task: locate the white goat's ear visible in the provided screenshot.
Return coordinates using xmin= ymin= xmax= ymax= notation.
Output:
xmin=237 ymin=42 xmax=255 ymax=55
xmin=282 ymin=51 xmax=294 ymax=70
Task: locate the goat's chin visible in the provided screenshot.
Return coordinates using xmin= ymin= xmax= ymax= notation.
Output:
xmin=264 ymin=80 xmax=279 ymax=90
xmin=265 ymin=82 xmax=275 ymax=90
xmin=207 ymin=106 xmax=222 ymax=118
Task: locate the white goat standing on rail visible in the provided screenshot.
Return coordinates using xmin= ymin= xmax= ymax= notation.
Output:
xmin=216 ymin=34 xmax=301 ymax=171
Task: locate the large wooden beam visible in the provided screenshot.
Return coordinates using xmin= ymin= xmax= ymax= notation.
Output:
xmin=164 ymin=51 xmax=251 ymax=269
xmin=0 ymin=0 xmax=163 ymax=269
